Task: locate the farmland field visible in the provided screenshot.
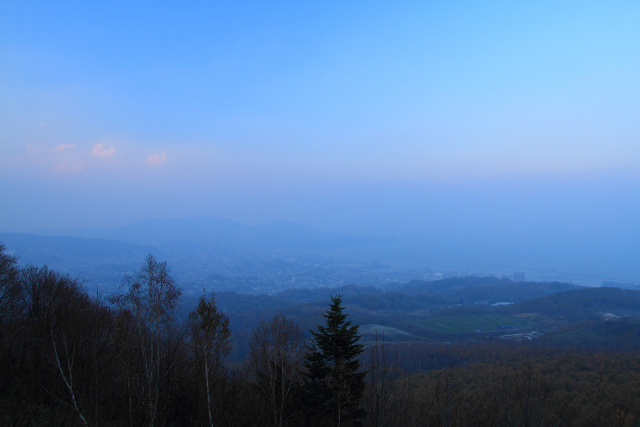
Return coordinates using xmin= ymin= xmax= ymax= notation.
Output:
xmin=411 ymin=314 xmax=533 ymax=334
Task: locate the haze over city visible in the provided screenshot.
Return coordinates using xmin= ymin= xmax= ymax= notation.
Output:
xmin=1 ymin=1 xmax=639 ymax=283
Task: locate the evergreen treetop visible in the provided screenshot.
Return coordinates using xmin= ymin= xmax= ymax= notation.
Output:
xmin=303 ymin=294 xmax=366 ymax=426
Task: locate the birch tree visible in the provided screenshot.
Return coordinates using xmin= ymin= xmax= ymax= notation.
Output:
xmin=20 ymin=266 xmax=91 ymax=425
xmin=188 ymin=293 xmax=230 ymax=427
xmin=110 ymin=254 xmax=180 ymax=426
xmin=250 ymin=313 xmax=305 ymax=426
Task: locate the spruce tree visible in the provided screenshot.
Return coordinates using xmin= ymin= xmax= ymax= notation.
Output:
xmin=303 ymin=295 xmax=366 ymax=426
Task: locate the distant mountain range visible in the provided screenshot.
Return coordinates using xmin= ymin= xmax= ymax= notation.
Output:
xmin=27 ymin=216 xmax=397 ymax=252
xmin=0 ymin=233 xmax=155 ymax=262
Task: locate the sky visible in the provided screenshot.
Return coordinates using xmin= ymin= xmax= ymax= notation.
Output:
xmin=1 ymin=1 xmax=639 ymax=280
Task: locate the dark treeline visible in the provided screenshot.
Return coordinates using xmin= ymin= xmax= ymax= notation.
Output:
xmin=2 ymin=244 xmax=640 ymax=426
xmin=0 ymin=246 xmax=367 ymax=426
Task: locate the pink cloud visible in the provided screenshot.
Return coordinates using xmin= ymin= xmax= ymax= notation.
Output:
xmin=54 ymin=143 xmax=75 ymax=151
xmin=146 ymin=151 xmax=167 ymax=165
xmin=92 ymin=143 xmax=116 ymax=158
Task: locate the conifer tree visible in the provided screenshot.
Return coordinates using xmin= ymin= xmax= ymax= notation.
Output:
xmin=303 ymin=295 xmax=366 ymax=426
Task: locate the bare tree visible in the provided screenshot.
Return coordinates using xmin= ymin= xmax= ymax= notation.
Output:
xmin=0 ymin=242 xmax=20 ymax=323
xmin=110 ymin=254 xmax=181 ymax=426
xmin=364 ymin=331 xmax=401 ymax=427
xmin=188 ymin=293 xmax=230 ymax=427
xmin=250 ymin=313 xmax=305 ymax=426
xmin=497 ymin=361 xmax=550 ymax=427
xmin=19 ymin=266 xmax=91 ymax=426
xmin=49 ymin=328 xmax=88 ymax=426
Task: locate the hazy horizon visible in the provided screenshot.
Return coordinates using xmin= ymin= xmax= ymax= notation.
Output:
xmin=2 ymin=2 xmax=639 ymax=283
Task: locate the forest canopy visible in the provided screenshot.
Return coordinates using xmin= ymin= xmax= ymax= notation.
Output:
xmin=2 ymin=243 xmax=640 ymax=426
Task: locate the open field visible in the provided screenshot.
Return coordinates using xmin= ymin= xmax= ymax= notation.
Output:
xmin=410 ymin=314 xmax=533 ymax=334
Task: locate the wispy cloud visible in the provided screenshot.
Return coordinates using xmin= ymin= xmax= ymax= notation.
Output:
xmin=51 ymin=161 xmax=85 ymax=173
xmin=92 ymin=143 xmax=116 ymax=158
xmin=146 ymin=151 xmax=167 ymax=165
xmin=54 ymin=143 xmax=75 ymax=151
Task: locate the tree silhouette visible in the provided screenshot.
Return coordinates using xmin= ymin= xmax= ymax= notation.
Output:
xmin=303 ymin=295 xmax=365 ymax=426
xmin=188 ymin=293 xmax=230 ymax=427
xmin=110 ymin=254 xmax=181 ymax=426
xmin=250 ymin=313 xmax=305 ymax=426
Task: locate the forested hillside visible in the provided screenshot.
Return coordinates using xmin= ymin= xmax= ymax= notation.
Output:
xmin=2 ymin=243 xmax=640 ymax=425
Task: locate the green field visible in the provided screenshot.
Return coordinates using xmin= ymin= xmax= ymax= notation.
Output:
xmin=412 ymin=314 xmax=532 ymax=334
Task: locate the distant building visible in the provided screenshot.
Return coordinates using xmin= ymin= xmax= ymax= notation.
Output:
xmin=513 ymin=272 xmax=525 ymax=282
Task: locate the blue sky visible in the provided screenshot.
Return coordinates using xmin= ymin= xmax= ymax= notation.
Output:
xmin=1 ymin=1 xmax=639 ymax=279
